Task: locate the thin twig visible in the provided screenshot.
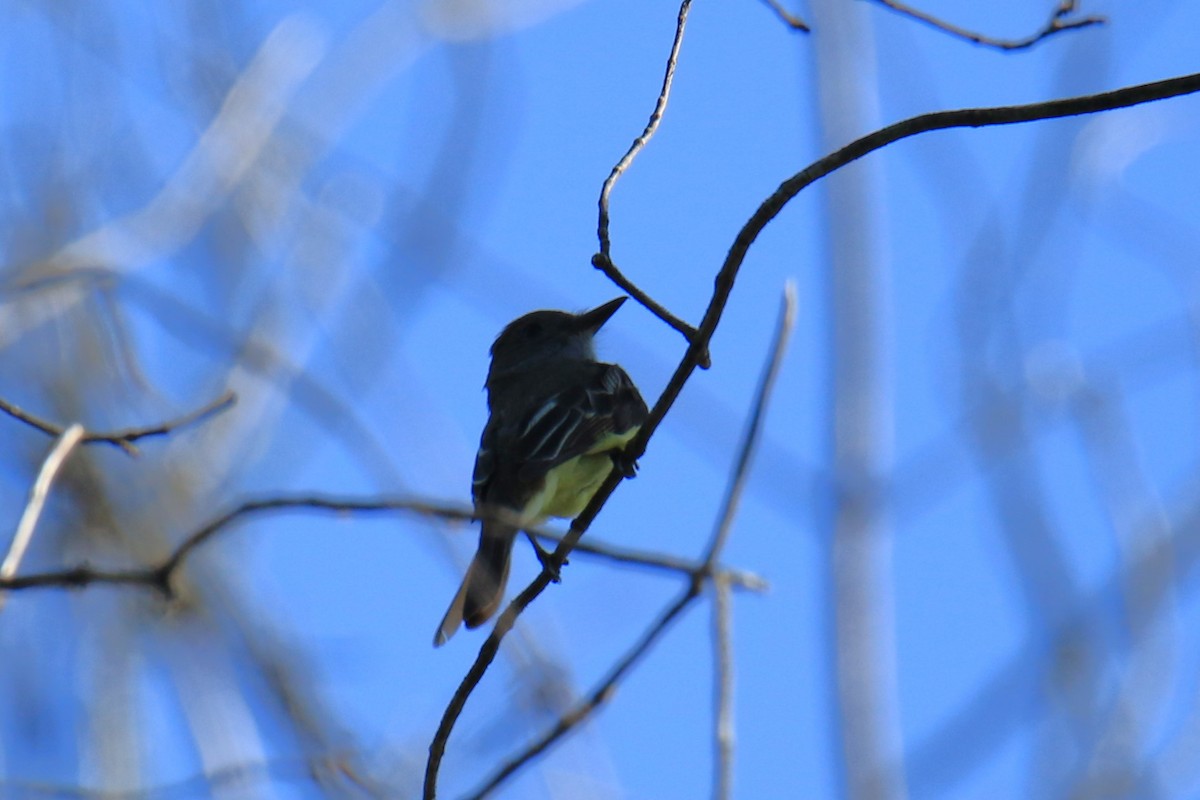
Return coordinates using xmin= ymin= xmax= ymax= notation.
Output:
xmin=712 ymin=573 xmax=735 ymax=800
xmin=554 ymin=530 xmax=768 ymax=592
xmin=758 ymin=0 xmax=811 ymax=32
xmin=702 ymin=283 xmax=797 ymax=566
xmin=596 ymin=0 xmax=690 ymax=257
xmin=705 ymin=283 xmax=796 ymax=799
xmin=592 ymin=253 xmax=710 ymax=369
xmin=0 ymin=424 xmax=86 ymax=610
xmin=594 ymin=0 xmax=707 ymax=364
xmin=0 ymin=391 xmax=236 ymax=457
xmin=867 ymin=0 xmax=1104 ymax=51
xmin=467 ymin=586 xmax=698 ymax=799
xmin=0 ymin=494 xmax=763 ymax=596
xmin=421 ymin=73 xmax=1200 ymax=798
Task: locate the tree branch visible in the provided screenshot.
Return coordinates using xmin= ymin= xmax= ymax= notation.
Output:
xmin=422 ymin=72 xmax=1200 ymax=797
xmin=867 ymin=0 xmax=1104 ymax=51
xmin=0 ymin=494 xmax=763 ymax=597
xmin=758 ymin=0 xmax=811 ymax=32
xmin=707 ymin=281 xmax=795 ymax=798
xmin=711 ymin=572 xmax=736 ymax=800
xmin=702 ymin=282 xmax=796 ymax=566
xmin=466 ymin=585 xmax=698 ymax=799
xmin=549 ymin=530 xmax=767 ymax=591
xmin=0 ymin=424 xmax=86 ymax=610
xmin=594 ymin=0 xmax=709 ymax=366
xmin=0 ymin=390 xmax=236 ymax=457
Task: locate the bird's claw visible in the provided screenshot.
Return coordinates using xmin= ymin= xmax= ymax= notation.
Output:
xmin=526 ymin=531 xmax=565 ymax=582
xmin=611 ymin=451 xmax=640 ymax=479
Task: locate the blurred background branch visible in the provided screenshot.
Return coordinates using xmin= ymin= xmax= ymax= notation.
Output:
xmin=0 ymin=391 xmax=235 ymax=456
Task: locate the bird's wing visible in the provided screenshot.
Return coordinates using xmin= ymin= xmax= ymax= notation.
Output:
xmin=513 ymin=363 xmax=647 ymax=482
xmin=471 ymin=423 xmax=497 ymax=506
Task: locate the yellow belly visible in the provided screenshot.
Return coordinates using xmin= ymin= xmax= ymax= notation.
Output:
xmin=538 ymin=453 xmax=615 ymax=519
xmin=525 ymin=426 xmax=640 ymax=521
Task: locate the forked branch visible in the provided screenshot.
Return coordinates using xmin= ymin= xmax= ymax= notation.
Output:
xmin=422 ymin=71 xmax=1200 ymax=798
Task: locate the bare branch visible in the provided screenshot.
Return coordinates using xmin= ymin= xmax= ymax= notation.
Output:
xmin=712 ymin=573 xmax=735 ymax=800
xmin=0 ymin=495 xmax=474 ymax=596
xmin=422 ymin=73 xmax=1200 ymax=797
xmin=592 ymin=253 xmax=708 ymax=368
xmin=758 ymin=0 xmax=811 ymax=32
xmin=719 ymin=78 xmax=1200 ymax=385
xmin=552 ymin=531 xmax=768 ymax=592
xmin=0 ymin=494 xmax=761 ymax=597
xmin=466 ymin=586 xmax=698 ymax=799
xmin=0 ymin=391 xmax=236 ymax=457
xmin=702 ymin=282 xmax=797 ymax=566
xmin=596 ymin=0 xmax=690 ymax=258
xmin=705 ymin=282 xmax=796 ymax=798
xmin=0 ymin=424 xmax=85 ymax=610
xmin=594 ymin=0 xmax=708 ymax=365
xmin=867 ymin=0 xmax=1104 ymax=51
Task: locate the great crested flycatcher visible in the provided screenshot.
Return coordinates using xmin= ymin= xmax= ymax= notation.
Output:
xmin=434 ymin=296 xmax=648 ymax=646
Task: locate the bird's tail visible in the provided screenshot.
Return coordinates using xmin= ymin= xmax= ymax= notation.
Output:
xmin=433 ymin=526 xmax=515 ymax=647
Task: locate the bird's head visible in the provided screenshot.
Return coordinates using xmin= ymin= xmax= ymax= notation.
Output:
xmin=487 ymin=297 xmax=627 ymax=381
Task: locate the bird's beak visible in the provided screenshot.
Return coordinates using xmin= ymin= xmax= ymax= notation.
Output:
xmin=574 ymin=297 xmax=627 ymax=333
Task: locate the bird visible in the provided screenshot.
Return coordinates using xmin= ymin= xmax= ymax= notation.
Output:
xmin=434 ymin=296 xmax=648 ymax=646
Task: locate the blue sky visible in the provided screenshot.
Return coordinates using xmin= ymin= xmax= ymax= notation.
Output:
xmin=2 ymin=1 xmax=1200 ymax=798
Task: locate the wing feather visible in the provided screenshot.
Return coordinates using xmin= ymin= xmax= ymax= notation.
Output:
xmin=514 ymin=364 xmax=647 ymax=482
xmin=472 ymin=363 xmax=647 ymax=499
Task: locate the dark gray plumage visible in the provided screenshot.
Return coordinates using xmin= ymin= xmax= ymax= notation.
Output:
xmin=434 ymin=297 xmax=647 ymax=646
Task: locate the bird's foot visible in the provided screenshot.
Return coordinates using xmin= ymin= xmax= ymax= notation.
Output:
xmin=525 ymin=530 xmax=565 ymax=582
xmin=611 ymin=450 xmax=640 ymax=479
